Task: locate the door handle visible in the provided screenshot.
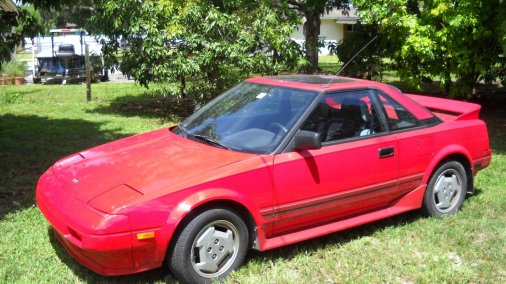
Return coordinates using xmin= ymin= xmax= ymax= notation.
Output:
xmin=379 ymin=147 xmax=394 ymax=158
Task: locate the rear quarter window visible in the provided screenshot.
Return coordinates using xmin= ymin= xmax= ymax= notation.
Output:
xmin=376 ymin=92 xmax=420 ymax=131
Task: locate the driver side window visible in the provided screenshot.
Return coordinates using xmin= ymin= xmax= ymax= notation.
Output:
xmin=301 ymin=90 xmax=383 ymax=143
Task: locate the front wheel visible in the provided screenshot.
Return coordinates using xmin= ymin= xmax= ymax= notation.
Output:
xmin=168 ymin=208 xmax=249 ymax=284
xmin=422 ymin=160 xmax=468 ymax=217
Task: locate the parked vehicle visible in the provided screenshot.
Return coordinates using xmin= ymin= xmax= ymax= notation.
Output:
xmin=33 ymin=28 xmax=108 ymax=84
xmin=37 ymin=75 xmax=491 ymax=283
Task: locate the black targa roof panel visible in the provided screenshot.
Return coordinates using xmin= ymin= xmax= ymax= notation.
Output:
xmin=266 ymin=75 xmax=355 ymax=84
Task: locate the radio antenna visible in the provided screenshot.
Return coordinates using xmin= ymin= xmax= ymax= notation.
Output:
xmin=324 ymin=35 xmax=378 ymax=88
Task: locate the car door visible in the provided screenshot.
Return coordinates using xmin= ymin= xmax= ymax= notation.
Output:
xmin=266 ymin=89 xmax=403 ymax=236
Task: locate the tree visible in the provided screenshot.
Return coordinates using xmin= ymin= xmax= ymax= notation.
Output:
xmin=285 ymin=0 xmax=349 ymax=73
xmin=90 ymin=0 xmax=304 ymax=99
xmin=496 ymin=0 xmax=506 ymax=83
xmin=39 ymin=1 xmax=96 ymax=32
xmin=333 ymin=23 xmax=382 ymax=80
xmin=20 ymin=0 xmax=72 ymax=9
xmin=353 ymin=0 xmax=505 ymax=97
xmin=0 ymin=5 xmax=44 ymax=65
xmin=1 ymin=0 xmax=74 ymax=66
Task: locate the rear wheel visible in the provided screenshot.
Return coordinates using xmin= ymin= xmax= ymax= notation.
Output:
xmin=422 ymin=160 xmax=467 ymax=217
xmin=168 ymin=208 xmax=248 ymax=284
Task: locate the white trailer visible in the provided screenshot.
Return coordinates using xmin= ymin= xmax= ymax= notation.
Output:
xmin=34 ymin=28 xmax=108 ymax=84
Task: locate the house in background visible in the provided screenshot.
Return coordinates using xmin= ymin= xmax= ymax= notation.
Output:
xmin=291 ymin=8 xmax=359 ymax=55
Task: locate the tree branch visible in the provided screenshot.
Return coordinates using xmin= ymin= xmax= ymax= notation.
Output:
xmin=286 ymin=0 xmax=303 ymax=11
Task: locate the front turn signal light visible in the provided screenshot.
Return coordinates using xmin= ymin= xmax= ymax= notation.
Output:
xmin=137 ymin=231 xmax=155 ymax=240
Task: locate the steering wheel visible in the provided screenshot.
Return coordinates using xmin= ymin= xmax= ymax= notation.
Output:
xmin=268 ymin=122 xmax=288 ymax=134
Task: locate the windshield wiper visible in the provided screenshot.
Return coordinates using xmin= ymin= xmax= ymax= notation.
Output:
xmin=192 ymin=134 xmax=231 ymax=150
xmin=179 ymin=124 xmax=231 ymax=150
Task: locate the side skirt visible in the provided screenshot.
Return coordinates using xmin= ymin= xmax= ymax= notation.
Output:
xmin=254 ymin=184 xmax=426 ymax=251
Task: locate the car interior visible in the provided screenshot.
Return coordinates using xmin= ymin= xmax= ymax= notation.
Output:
xmin=220 ymin=89 xmax=313 ymax=152
xmin=302 ymin=92 xmax=383 ymax=142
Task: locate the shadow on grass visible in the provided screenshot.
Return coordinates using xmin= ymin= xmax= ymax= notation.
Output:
xmin=0 ymin=114 xmax=131 ymax=219
xmin=89 ymin=93 xmax=196 ymax=124
xmin=472 ymin=187 xmax=485 ymax=197
xmin=245 ymin=211 xmax=423 ymax=264
xmin=477 ymin=97 xmax=506 ymax=155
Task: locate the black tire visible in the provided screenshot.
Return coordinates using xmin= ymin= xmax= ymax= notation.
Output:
xmin=422 ymin=160 xmax=468 ymax=217
xmin=168 ymin=208 xmax=249 ymax=284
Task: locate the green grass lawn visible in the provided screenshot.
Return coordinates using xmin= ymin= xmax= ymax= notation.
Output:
xmin=13 ymin=51 xmax=33 ymax=66
xmin=319 ymin=55 xmax=342 ymax=74
xmin=0 ymin=83 xmax=505 ymax=283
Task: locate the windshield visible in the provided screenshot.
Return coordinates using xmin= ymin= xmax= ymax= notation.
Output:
xmin=179 ymin=82 xmax=317 ymax=153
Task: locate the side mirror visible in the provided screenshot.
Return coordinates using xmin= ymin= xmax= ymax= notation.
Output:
xmin=294 ymin=130 xmax=321 ymax=151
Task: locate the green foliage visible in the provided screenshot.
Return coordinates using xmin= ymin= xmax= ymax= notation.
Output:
xmin=1 ymin=60 xmax=26 ymax=77
xmin=496 ymin=0 xmax=506 ymax=83
xmin=0 ymin=5 xmax=44 ymax=66
xmin=10 ymin=60 xmax=27 ymax=77
xmin=16 ymin=0 xmax=86 ymax=35
xmin=332 ymin=23 xmax=382 ymax=80
xmin=20 ymin=0 xmax=75 ymax=9
xmin=38 ymin=1 xmax=96 ymax=33
xmin=353 ymin=0 xmax=505 ymax=97
xmin=15 ymin=6 xmax=44 ymax=37
xmin=90 ymin=0 xmax=305 ymax=99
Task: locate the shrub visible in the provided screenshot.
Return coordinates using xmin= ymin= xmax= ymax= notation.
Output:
xmin=1 ymin=60 xmax=26 ymax=77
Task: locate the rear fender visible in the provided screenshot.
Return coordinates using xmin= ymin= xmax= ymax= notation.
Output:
xmin=423 ymin=144 xmax=473 ymax=185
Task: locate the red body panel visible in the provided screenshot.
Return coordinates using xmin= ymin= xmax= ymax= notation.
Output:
xmin=268 ymin=135 xmax=399 ymax=236
xmin=37 ymin=76 xmax=491 ymax=276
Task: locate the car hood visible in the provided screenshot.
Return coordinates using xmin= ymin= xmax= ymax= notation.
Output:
xmin=51 ymin=128 xmax=253 ymax=203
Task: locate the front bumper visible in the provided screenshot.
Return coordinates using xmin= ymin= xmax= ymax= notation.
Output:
xmin=52 ymin=228 xmax=135 ymax=275
xmin=36 ymin=170 xmax=162 ymax=275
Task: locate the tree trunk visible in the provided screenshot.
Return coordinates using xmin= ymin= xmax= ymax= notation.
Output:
xmin=444 ymin=71 xmax=452 ymax=97
xmin=461 ymin=72 xmax=479 ymax=98
xmin=303 ymin=13 xmax=320 ymax=74
xmin=443 ymin=58 xmax=452 ymax=96
xmin=180 ymin=76 xmax=186 ymax=98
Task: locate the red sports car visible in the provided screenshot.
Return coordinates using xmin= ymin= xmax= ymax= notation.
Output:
xmin=37 ymin=75 xmax=491 ymax=283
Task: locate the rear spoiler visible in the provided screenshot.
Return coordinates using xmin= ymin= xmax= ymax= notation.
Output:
xmin=407 ymin=94 xmax=481 ymax=121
